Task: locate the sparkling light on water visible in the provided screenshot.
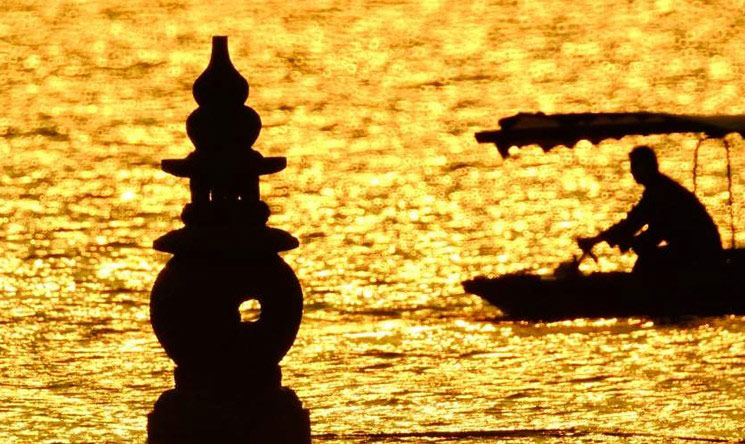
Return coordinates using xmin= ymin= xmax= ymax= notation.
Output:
xmin=2 ymin=0 xmax=745 ymax=442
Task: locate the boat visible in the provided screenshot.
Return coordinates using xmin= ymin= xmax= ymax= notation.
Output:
xmin=464 ymin=112 xmax=745 ymax=320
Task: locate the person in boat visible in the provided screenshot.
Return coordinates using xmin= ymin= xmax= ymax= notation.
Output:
xmin=577 ymin=145 xmax=723 ymax=278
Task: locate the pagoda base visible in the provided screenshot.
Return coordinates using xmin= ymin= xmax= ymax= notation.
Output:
xmin=147 ymin=386 xmax=310 ymax=444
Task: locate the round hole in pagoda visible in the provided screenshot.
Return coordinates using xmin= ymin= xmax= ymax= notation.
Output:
xmin=239 ymin=299 xmax=261 ymax=323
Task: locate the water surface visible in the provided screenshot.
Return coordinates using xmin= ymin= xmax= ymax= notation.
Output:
xmin=2 ymin=1 xmax=745 ymax=442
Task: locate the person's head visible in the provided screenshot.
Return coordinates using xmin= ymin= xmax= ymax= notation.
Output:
xmin=629 ymin=145 xmax=659 ymax=185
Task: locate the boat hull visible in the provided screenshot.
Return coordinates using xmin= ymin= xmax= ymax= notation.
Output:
xmin=463 ymin=269 xmax=745 ymax=321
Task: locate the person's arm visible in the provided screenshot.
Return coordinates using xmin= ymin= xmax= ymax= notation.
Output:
xmin=601 ymin=195 xmax=648 ymax=251
xmin=578 ymin=193 xmax=650 ymax=253
xmin=630 ymin=224 xmax=663 ymax=255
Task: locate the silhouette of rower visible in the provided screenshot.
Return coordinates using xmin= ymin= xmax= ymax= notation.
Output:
xmin=578 ymin=145 xmax=723 ymax=277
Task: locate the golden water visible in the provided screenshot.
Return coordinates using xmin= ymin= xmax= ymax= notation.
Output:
xmin=2 ymin=0 xmax=745 ymax=442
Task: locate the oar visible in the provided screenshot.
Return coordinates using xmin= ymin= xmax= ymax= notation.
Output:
xmin=577 ymin=237 xmax=599 ymax=265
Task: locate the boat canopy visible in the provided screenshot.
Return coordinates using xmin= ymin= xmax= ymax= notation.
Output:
xmin=475 ymin=112 xmax=745 ymax=158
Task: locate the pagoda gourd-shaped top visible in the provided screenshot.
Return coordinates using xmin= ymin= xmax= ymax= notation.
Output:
xmin=191 ymin=36 xmax=249 ymax=107
xmin=155 ymin=36 xmax=297 ymax=255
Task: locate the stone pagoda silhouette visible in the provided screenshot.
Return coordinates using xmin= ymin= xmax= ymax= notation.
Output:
xmin=147 ymin=36 xmax=310 ymax=443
